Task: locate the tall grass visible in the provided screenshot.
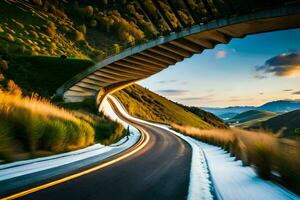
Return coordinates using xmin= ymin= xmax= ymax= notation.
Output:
xmin=0 ymin=90 xmax=95 ymax=162
xmin=173 ymin=125 xmax=300 ymax=193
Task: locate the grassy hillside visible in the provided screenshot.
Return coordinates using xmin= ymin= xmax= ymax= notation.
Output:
xmin=113 ymin=84 xmax=226 ymax=129
xmin=227 ymin=110 xmax=277 ymax=128
xmin=0 ymin=90 xmax=127 ymax=163
xmin=253 ymin=110 xmax=300 ymax=138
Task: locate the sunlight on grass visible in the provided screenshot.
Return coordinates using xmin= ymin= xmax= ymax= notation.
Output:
xmin=0 ymin=90 xmax=95 ymax=162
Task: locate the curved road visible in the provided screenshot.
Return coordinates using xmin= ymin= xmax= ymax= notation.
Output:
xmin=13 ymin=99 xmax=192 ymax=200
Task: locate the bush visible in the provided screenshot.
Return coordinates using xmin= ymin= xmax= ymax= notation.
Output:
xmin=90 ymin=19 xmax=98 ymax=28
xmin=75 ymin=30 xmax=85 ymax=41
xmin=0 ymin=59 xmax=9 ymax=71
xmin=252 ymin=142 xmax=273 ymax=179
xmin=85 ymin=5 xmax=94 ymax=16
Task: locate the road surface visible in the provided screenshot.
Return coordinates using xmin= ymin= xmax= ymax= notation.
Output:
xmin=10 ymin=99 xmax=192 ymax=200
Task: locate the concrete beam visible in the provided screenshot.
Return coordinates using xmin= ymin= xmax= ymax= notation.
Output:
xmin=77 ymin=81 xmax=101 ymax=91
xmin=105 ymin=64 xmax=151 ymax=76
xmin=70 ymin=85 xmax=98 ymax=93
xmin=199 ymin=30 xmax=231 ymax=43
xmin=184 ymin=36 xmax=215 ymax=49
xmin=87 ymin=74 xmax=117 ymax=83
xmin=170 ymin=38 xmax=204 ymax=53
xmin=159 ymin=43 xmax=193 ymax=57
xmin=101 ymin=66 xmax=146 ymax=78
xmin=96 ymin=69 xmax=135 ymax=80
xmin=139 ymin=51 xmax=177 ymax=65
xmin=113 ymin=61 xmax=158 ymax=73
xmin=148 ymin=47 xmax=184 ymax=61
xmin=132 ymin=54 xmax=168 ymax=67
xmin=81 ymin=78 xmax=107 ymax=87
xmin=93 ymin=71 xmax=118 ymax=82
xmin=123 ymin=57 xmax=164 ymax=69
xmin=64 ymin=90 xmax=90 ymax=96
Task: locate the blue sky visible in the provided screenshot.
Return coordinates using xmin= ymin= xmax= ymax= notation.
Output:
xmin=138 ymin=28 xmax=300 ymax=107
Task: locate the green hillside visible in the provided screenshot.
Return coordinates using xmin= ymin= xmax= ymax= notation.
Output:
xmin=253 ymin=110 xmax=300 ymax=138
xmin=113 ymin=84 xmax=226 ymax=129
xmin=227 ymin=110 xmax=277 ymax=128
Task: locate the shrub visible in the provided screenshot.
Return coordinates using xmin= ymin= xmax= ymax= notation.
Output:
xmin=79 ymin=24 xmax=87 ymax=35
xmin=46 ymin=21 xmax=57 ymax=37
xmin=0 ymin=59 xmax=9 ymax=71
xmin=7 ymin=80 xmax=22 ymax=96
xmin=90 ymin=19 xmax=98 ymax=28
xmin=252 ymin=142 xmax=273 ymax=179
xmin=6 ymin=33 xmax=15 ymax=42
xmin=75 ymin=30 xmax=85 ymax=41
xmin=85 ymin=5 xmax=94 ymax=16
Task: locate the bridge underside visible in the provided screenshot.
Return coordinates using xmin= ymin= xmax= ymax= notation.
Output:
xmin=58 ymin=5 xmax=300 ymax=105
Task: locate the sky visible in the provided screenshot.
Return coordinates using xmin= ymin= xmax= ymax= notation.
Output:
xmin=138 ymin=28 xmax=300 ymax=108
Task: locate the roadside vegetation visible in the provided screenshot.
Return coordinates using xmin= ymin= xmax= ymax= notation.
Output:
xmin=113 ymin=84 xmax=226 ymax=129
xmin=173 ymin=125 xmax=300 ymax=194
xmin=0 ymin=87 xmax=126 ymax=163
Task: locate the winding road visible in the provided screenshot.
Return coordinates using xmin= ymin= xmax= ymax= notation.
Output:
xmin=7 ymin=98 xmax=192 ymax=200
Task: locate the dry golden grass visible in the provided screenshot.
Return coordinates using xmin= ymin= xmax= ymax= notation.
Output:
xmin=0 ymin=89 xmax=95 ymax=162
xmin=173 ymin=124 xmax=300 ymax=193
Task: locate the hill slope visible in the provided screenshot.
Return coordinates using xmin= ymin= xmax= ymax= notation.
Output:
xmin=227 ymin=110 xmax=277 ymax=128
xmin=113 ymin=84 xmax=226 ymax=129
xmin=253 ymin=109 xmax=300 ymax=137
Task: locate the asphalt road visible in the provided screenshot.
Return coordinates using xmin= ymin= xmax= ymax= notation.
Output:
xmin=16 ymin=100 xmax=192 ymax=200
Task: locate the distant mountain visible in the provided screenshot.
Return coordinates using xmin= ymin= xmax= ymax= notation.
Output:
xmin=227 ymin=110 xmax=277 ymax=128
xmin=202 ymin=106 xmax=255 ymax=118
xmin=219 ymin=112 xmax=238 ymax=120
xmin=251 ymin=110 xmax=300 ymax=137
xmin=258 ymin=100 xmax=300 ymax=112
xmin=202 ymin=100 xmax=300 ymax=118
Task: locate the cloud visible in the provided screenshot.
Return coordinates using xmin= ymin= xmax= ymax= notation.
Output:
xmin=255 ymin=52 xmax=300 ymax=77
xmin=254 ymin=74 xmax=267 ymax=79
xmin=216 ymin=50 xmax=226 ymax=59
xmin=178 ymin=95 xmax=214 ymax=102
xmin=283 ymin=89 xmax=293 ymax=92
xmin=293 ymin=91 xmax=300 ymax=95
xmin=156 ymin=89 xmax=188 ymax=96
xmin=157 ymin=80 xmax=177 ymax=84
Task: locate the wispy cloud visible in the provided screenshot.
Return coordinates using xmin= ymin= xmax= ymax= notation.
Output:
xmin=255 ymin=52 xmax=300 ymax=77
xmin=216 ymin=50 xmax=226 ymax=59
xmin=254 ymin=74 xmax=267 ymax=79
xmin=293 ymin=91 xmax=300 ymax=95
xmin=283 ymin=89 xmax=293 ymax=92
xmin=156 ymin=89 xmax=188 ymax=96
xmin=157 ymin=80 xmax=177 ymax=84
xmin=179 ymin=96 xmax=213 ymax=101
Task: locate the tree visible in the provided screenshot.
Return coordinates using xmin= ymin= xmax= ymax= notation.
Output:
xmin=90 ymin=19 xmax=98 ymax=28
xmin=85 ymin=5 xmax=94 ymax=16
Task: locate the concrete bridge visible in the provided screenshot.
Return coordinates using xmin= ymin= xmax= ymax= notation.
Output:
xmin=55 ymin=0 xmax=300 ymax=105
